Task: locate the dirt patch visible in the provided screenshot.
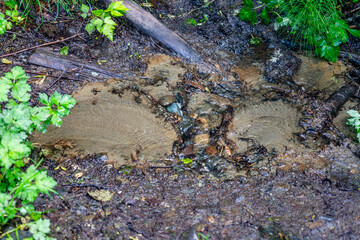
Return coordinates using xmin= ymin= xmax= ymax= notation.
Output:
xmin=32 ymin=80 xmax=177 ymax=168
xmin=228 ymin=100 xmax=303 ymax=154
xmin=36 ymin=156 xmax=360 ymax=240
xmin=293 ymin=55 xmax=348 ymax=94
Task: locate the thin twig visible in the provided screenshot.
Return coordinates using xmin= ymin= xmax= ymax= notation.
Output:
xmin=25 ymin=70 xmax=81 ymax=81
xmin=183 ymin=0 xmax=216 ymax=16
xmin=149 ymin=165 xmax=175 ymax=169
xmin=0 ymin=33 xmax=83 ymax=58
xmin=62 ymin=183 xmax=110 ymax=189
xmin=261 ymin=85 xmax=291 ymax=93
xmin=46 ymin=68 xmax=69 ymax=90
xmin=349 ymin=6 xmax=360 ymax=14
xmin=5 ymin=31 xmax=29 ymax=38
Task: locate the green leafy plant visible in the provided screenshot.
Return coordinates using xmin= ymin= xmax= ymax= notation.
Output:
xmin=347 ymin=110 xmax=360 ymax=142
xmin=0 ymin=66 xmax=76 ymax=239
xmin=278 ymin=0 xmax=360 ymax=62
xmin=184 ymin=18 xmax=197 ymax=27
xmin=0 ymin=12 xmax=12 ymax=35
xmin=238 ymin=0 xmax=279 ymax=25
xmin=0 ymin=2 xmax=25 ymax=35
xmin=238 ymin=0 xmax=360 ymax=62
xmin=83 ymin=1 xmax=129 ymax=41
xmin=3 ymin=0 xmax=93 ymax=24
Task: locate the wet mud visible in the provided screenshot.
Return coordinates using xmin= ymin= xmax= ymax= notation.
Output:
xmin=32 ymin=80 xmax=177 ymax=168
xmin=228 ymin=100 xmax=303 ymax=154
xmin=1 ymin=0 xmax=360 ymax=239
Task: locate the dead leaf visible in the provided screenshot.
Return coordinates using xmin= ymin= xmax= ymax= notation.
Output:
xmin=35 ymin=72 xmax=48 ymax=85
xmin=88 ymin=190 xmax=113 ymax=202
xmin=305 ymin=221 xmax=322 ymax=229
xmin=75 ymin=172 xmax=83 ymax=178
xmin=205 ymin=146 xmax=217 ymax=156
xmin=2 ymin=58 xmax=13 ymax=64
xmin=208 ymin=216 xmax=215 ymax=223
xmin=141 ymin=3 xmax=153 ymax=7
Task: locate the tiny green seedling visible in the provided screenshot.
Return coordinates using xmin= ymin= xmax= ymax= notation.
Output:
xmin=250 ymin=34 xmax=262 ymax=45
xmin=184 ymin=14 xmax=209 ymax=27
xmin=198 ymin=232 xmax=211 ymax=240
xmin=184 ymin=18 xmax=197 ymax=26
xmin=181 ymin=158 xmax=193 ymax=164
xmin=60 ymin=46 xmax=69 ymax=55
xmin=120 ymin=165 xmax=133 ymax=174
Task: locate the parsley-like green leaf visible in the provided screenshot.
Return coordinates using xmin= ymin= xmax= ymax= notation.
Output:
xmin=38 ymin=93 xmax=49 ymax=106
xmin=51 ymin=114 xmax=62 ymax=127
xmin=315 ymin=41 xmax=340 ymax=63
xmin=11 ymin=66 xmax=29 ymax=82
xmin=58 ymin=93 xmax=76 ymax=109
xmin=12 ymin=79 xmax=31 ymax=102
xmin=34 ymin=170 xmax=57 ymax=195
xmin=85 ymin=22 xmax=96 ymax=35
xmin=92 ymin=9 xmax=104 ymax=17
xmin=0 ymin=75 xmax=12 ymax=102
xmin=108 ymin=1 xmax=129 ymax=17
xmin=2 ymin=103 xmax=32 ymax=132
xmin=28 ymin=219 xmax=51 ymax=240
xmin=0 ymin=192 xmax=16 ymax=219
xmin=31 ymin=107 xmax=51 ymax=133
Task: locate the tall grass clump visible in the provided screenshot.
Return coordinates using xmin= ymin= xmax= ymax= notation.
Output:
xmin=238 ymin=0 xmax=360 ymax=62
xmin=5 ymin=0 xmax=93 ymax=22
xmin=277 ymin=0 xmax=352 ymax=62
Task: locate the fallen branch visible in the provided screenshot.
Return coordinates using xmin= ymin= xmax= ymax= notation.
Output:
xmin=100 ymin=0 xmax=227 ymax=76
xmin=299 ymin=83 xmax=359 ymax=137
xmin=0 ymin=33 xmax=83 ymax=58
xmin=28 ymin=48 xmax=134 ymax=81
xmin=25 ymin=70 xmax=81 ymax=81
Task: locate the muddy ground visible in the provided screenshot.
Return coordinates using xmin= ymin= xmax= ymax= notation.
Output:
xmin=1 ymin=0 xmax=360 ymax=239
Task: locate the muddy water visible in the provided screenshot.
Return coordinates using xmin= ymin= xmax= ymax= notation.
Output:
xmin=32 ymin=80 xmax=177 ymax=168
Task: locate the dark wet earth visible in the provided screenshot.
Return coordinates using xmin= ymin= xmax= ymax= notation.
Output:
xmin=1 ymin=0 xmax=360 ymax=239
xmin=39 ymin=155 xmax=359 ymax=240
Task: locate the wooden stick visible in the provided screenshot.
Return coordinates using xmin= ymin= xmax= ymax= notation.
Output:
xmin=25 ymin=70 xmax=81 ymax=81
xmin=46 ymin=68 xmax=69 ymax=90
xmin=0 ymin=33 xmax=83 ymax=58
